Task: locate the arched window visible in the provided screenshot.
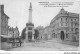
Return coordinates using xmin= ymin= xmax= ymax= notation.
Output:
xmin=75 ymin=19 xmax=76 ymax=21
xmin=71 ymin=19 xmax=72 ymax=21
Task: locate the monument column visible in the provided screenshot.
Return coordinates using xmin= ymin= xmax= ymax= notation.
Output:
xmin=26 ymin=2 xmax=34 ymax=42
xmin=29 ymin=2 xmax=32 ymax=23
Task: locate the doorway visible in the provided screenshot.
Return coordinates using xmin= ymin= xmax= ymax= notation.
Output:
xmin=28 ymin=32 xmax=32 ymax=41
xmin=61 ymin=31 xmax=65 ymax=40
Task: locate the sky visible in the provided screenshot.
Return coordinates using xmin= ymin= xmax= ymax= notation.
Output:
xmin=0 ymin=0 xmax=80 ymax=35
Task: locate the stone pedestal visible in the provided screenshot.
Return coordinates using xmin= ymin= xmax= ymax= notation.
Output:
xmin=25 ymin=25 xmax=35 ymax=42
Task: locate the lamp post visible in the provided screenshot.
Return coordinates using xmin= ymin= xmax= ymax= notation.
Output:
xmin=12 ymin=28 xmax=15 ymax=47
xmin=0 ymin=16 xmax=1 ymax=50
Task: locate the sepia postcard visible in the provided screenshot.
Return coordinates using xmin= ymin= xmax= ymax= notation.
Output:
xmin=0 ymin=0 xmax=80 ymax=53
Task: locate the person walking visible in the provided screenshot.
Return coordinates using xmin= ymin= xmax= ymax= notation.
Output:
xmin=19 ymin=38 xmax=22 ymax=46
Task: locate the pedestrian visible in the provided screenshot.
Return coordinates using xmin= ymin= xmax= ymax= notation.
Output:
xmin=19 ymin=38 xmax=22 ymax=46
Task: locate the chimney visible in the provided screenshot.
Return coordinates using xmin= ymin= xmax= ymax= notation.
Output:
xmin=61 ymin=8 xmax=64 ymax=11
xmin=1 ymin=5 xmax=4 ymax=13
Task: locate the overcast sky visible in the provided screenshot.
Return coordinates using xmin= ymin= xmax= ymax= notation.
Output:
xmin=0 ymin=0 xmax=80 ymax=35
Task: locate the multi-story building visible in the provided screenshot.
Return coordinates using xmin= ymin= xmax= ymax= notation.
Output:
xmin=0 ymin=5 xmax=9 ymax=36
xmin=8 ymin=26 xmax=19 ymax=38
xmin=36 ymin=26 xmax=44 ymax=40
xmin=13 ymin=27 xmax=19 ymax=38
xmin=8 ymin=26 xmax=14 ymax=38
xmin=44 ymin=26 xmax=52 ymax=40
xmin=50 ymin=8 xmax=79 ymax=41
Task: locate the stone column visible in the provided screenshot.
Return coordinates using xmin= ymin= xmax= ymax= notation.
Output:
xmin=25 ymin=29 xmax=28 ymax=42
xmin=32 ymin=34 xmax=34 ymax=41
xmin=26 ymin=33 xmax=28 ymax=42
xmin=32 ymin=29 xmax=34 ymax=41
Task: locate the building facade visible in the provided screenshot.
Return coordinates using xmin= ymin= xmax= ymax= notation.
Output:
xmin=0 ymin=5 xmax=9 ymax=36
xmin=13 ymin=27 xmax=19 ymax=38
xmin=36 ymin=26 xmax=44 ymax=40
xmin=8 ymin=27 xmax=14 ymax=38
xmin=8 ymin=26 xmax=19 ymax=38
xmin=44 ymin=26 xmax=52 ymax=40
xmin=50 ymin=8 xmax=79 ymax=41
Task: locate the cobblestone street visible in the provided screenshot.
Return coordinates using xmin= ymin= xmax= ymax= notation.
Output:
xmin=4 ymin=39 xmax=78 ymax=51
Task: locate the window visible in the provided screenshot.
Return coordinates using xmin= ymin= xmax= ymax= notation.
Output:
xmin=66 ymin=18 xmax=67 ymax=21
xmin=66 ymin=34 xmax=68 ymax=38
xmin=61 ymin=18 xmax=63 ymax=26
xmin=71 ymin=23 xmax=73 ymax=27
xmin=77 ymin=19 xmax=79 ymax=21
xmin=61 ymin=23 xmax=63 ymax=26
xmin=75 ymin=23 xmax=76 ymax=26
xmin=41 ymin=36 xmax=42 ymax=38
xmin=66 ymin=23 xmax=67 ymax=26
xmin=75 ymin=19 xmax=76 ymax=21
xmin=72 ymin=28 xmax=73 ymax=31
xmin=71 ymin=19 xmax=72 ymax=21
xmin=28 ymin=27 xmax=32 ymax=30
xmin=61 ymin=18 xmax=62 ymax=21
xmin=75 ymin=28 xmax=78 ymax=32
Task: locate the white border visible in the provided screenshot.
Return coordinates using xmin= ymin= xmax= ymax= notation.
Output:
xmin=0 ymin=0 xmax=80 ymax=54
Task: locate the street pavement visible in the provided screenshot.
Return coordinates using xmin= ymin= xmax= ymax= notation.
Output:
xmin=5 ymin=39 xmax=79 ymax=51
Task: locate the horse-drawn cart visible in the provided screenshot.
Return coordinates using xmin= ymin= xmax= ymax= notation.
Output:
xmin=8 ymin=38 xmax=23 ymax=48
xmin=0 ymin=35 xmax=23 ymax=48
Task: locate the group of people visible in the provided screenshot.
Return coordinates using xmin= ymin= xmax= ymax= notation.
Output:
xmin=8 ymin=37 xmax=22 ymax=48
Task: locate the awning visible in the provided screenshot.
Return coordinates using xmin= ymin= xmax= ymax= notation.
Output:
xmin=0 ymin=35 xmax=12 ymax=38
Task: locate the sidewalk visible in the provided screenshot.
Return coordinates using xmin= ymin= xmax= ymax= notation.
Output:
xmin=47 ymin=39 xmax=79 ymax=46
xmin=1 ymin=42 xmax=12 ymax=50
xmin=61 ymin=40 xmax=79 ymax=46
xmin=9 ymin=39 xmax=78 ymax=51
